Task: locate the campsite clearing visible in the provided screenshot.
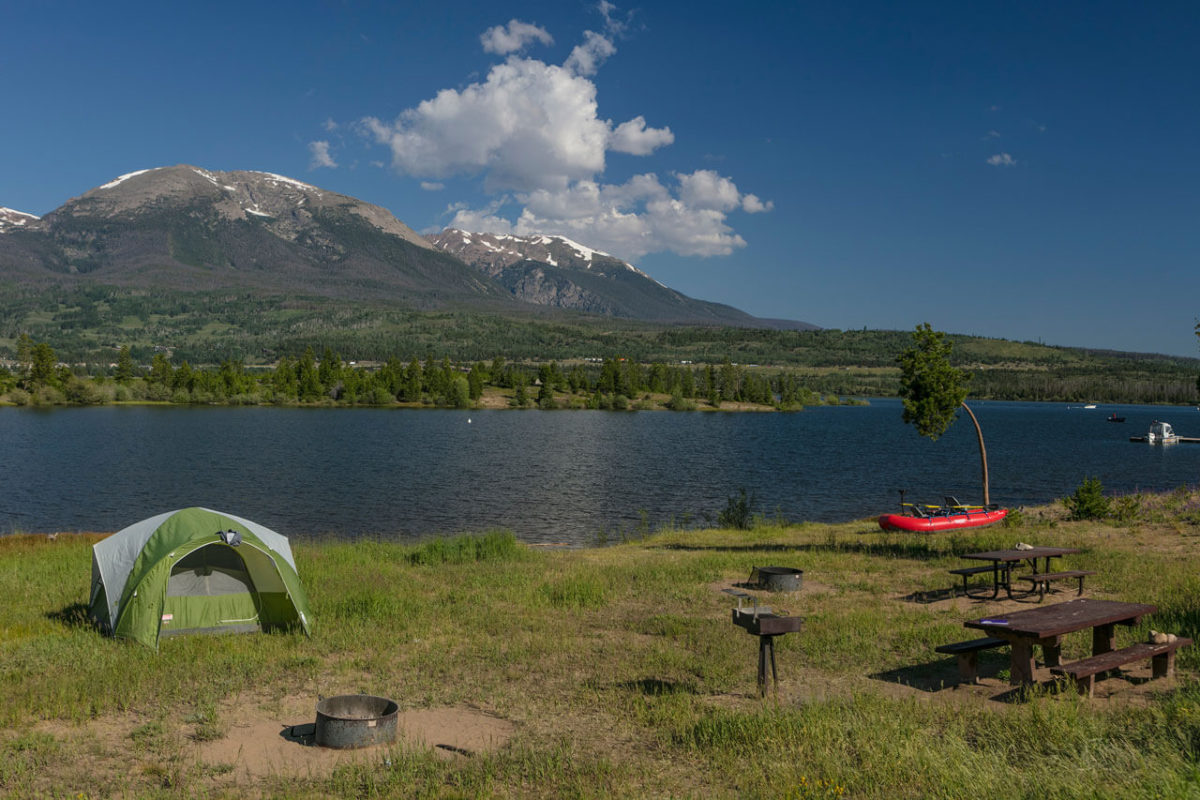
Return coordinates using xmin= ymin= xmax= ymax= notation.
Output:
xmin=2 ymin=495 xmax=1200 ymax=798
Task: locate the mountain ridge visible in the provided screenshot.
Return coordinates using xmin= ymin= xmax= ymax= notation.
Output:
xmin=427 ymin=228 xmax=816 ymax=329
xmin=0 ymin=165 xmax=816 ymax=329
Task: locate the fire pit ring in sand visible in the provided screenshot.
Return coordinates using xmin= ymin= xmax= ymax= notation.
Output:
xmin=750 ymin=565 xmax=803 ymax=592
xmin=314 ymin=694 xmax=399 ymax=749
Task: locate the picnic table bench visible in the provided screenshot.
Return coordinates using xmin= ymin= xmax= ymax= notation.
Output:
xmin=1019 ymin=570 xmax=1096 ymax=601
xmin=934 ymin=637 xmax=1008 ymax=684
xmin=948 ymin=565 xmax=1008 ymax=597
xmin=1050 ymin=637 xmax=1192 ymax=697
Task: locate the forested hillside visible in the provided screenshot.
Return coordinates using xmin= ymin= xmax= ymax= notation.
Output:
xmin=1 ymin=287 xmax=1197 ymax=407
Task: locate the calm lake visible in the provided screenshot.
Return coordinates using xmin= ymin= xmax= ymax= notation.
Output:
xmin=3 ymin=400 xmax=1198 ymax=545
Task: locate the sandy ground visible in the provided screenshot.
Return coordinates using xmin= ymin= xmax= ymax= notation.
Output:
xmin=34 ymin=696 xmax=516 ymax=794
xmin=194 ymin=697 xmax=516 ymax=782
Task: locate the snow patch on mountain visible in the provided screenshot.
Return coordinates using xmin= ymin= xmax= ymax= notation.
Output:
xmin=429 ymin=228 xmax=664 ymax=284
xmin=0 ymin=207 xmax=40 ymax=232
xmin=538 ymin=234 xmax=609 ymax=263
xmin=98 ymin=168 xmax=157 ymax=190
xmin=253 ymin=172 xmax=321 ymax=195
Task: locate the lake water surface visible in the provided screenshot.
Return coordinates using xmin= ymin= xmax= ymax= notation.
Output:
xmin=3 ymin=400 xmax=1198 ymax=545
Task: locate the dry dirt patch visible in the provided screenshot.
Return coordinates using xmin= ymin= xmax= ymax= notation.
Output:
xmin=33 ymin=694 xmax=516 ymax=792
xmin=196 ymin=695 xmax=516 ymax=781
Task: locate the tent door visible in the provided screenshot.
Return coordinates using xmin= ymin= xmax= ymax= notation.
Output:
xmin=161 ymin=543 xmax=262 ymax=637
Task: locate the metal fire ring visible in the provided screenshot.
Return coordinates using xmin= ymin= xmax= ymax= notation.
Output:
xmin=314 ymin=694 xmax=399 ymax=749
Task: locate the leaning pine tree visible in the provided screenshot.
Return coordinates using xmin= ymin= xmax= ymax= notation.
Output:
xmin=897 ymin=323 xmax=990 ymax=506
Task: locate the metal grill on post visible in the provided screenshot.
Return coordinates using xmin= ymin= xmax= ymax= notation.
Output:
xmin=724 ymin=588 xmax=804 ymax=697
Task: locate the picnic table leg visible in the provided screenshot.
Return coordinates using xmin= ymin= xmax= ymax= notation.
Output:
xmin=967 ymin=563 xmax=1002 ymax=600
xmin=1041 ymin=636 xmax=1063 ymax=668
xmin=1152 ymin=650 xmax=1177 ymax=679
xmin=1093 ymin=624 xmax=1117 ymax=656
xmin=1009 ymin=639 xmax=1037 ymax=685
xmin=996 ymin=562 xmax=1015 ymax=599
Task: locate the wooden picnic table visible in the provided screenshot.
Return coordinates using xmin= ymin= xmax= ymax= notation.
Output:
xmin=959 ymin=546 xmax=1081 ymax=600
xmin=964 ymin=598 xmax=1155 ymax=685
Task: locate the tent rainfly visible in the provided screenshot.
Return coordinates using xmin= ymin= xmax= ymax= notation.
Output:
xmin=89 ymin=507 xmax=312 ymax=648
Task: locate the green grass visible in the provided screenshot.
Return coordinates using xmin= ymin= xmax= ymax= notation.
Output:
xmin=3 ymin=500 xmax=1200 ymax=797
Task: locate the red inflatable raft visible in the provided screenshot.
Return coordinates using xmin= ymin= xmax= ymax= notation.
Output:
xmin=878 ymin=507 xmax=1008 ymax=532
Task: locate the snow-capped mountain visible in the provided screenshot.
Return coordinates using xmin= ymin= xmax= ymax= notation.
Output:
xmin=59 ymin=165 xmax=435 ymax=251
xmin=0 ymin=166 xmax=815 ymax=329
xmin=426 ymin=228 xmax=800 ymax=326
xmin=427 ymin=229 xmax=649 ymax=280
xmin=0 ymin=165 xmax=499 ymax=303
xmin=0 ymin=207 xmax=39 ymax=231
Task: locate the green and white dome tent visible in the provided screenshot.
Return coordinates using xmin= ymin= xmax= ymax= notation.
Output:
xmin=89 ymin=507 xmax=313 ymax=648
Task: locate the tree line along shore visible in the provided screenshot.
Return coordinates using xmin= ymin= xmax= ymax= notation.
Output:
xmin=2 ymin=330 xmax=1197 ymax=409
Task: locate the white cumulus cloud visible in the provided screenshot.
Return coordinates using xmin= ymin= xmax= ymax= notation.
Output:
xmin=741 ymin=194 xmax=773 ymax=213
xmin=609 ymin=116 xmax=673 ymax=155
xmin=358 ymin=16 xmax=769 ymax=261
xmin=443 ymin=199 xmax=515 ymax=236
xmin=677 ymin=170 xmax=742 ymax=211
xmin=564 ymin=30 xmax=616 ymax=76
xmin=362 ymin=55 xmax=612 ymax=192
xmin=308 ymin=140 xmax=337 ymax=169
xmin=987 ymin=152 xmax=1016 ymax=167
xmin=480 ymin=19 xmax=553 ymax=54
xmin=447 ymin=170 xmax=761 ymax=261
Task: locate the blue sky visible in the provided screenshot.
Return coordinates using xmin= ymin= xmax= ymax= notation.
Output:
xmin=3 ymin=1 xmax=1199 ymax=356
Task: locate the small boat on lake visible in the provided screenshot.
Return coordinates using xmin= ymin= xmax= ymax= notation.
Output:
xmin=1131 ymin=420 xmax=1178 ymax=444
xmin=878 ymin=498 xmax=1008 ymax=532
xmin=1107 ymin=412 xmax=1126 ymax=423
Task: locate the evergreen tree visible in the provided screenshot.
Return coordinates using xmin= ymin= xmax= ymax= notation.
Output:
xmin=381 ymin=357 xmax=405 ymax=397
xmin=537 ymin=379 xmax=557 ymax=409
xmin=422 ymin=354 xmax=441 ymax=397
xmin=512 ymin=375 xmax=529 ymax=407
xmin=680 ymin=367 xmax=695 ymax=398
xmin=173 ymin=361 xmax=195 ymax=393
xmin=568 ymin=364 xmax=589 ymax=394
xmin=115 ymin=345 xmax=136 ymax=383
xmin=468 ymin=363 xmax=485 ymax=400
xmin=297 ymin=346 xmax=322 ymax=401
xmin=220 ymin=359 xmax=253 ymax=396
xmin=402 ymin=357 xmax=423 ymax=401
xmin=624 ymin=360 xmax=643 ymax=396
xmin=597 ymin=358 xmax=616 ymax=394
xmin=15 ymin=333 xmax=33 ymax=378
xmin=705 ymin=365 xmax=719 ymax=406
xmin=720 ymin=359 xmax=740 ymax=402
xmin=318 ymin=347 xmax=341 ymax=388
xmin=29 ymin=342 xmax=58 ymax=386
xmin=148 ymin=353 xmax=173 ymax=387
xmin=272 ymin=356 xmax=298 ymax=398
xmin=648 ymin=362 xmax=668 ymax=393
